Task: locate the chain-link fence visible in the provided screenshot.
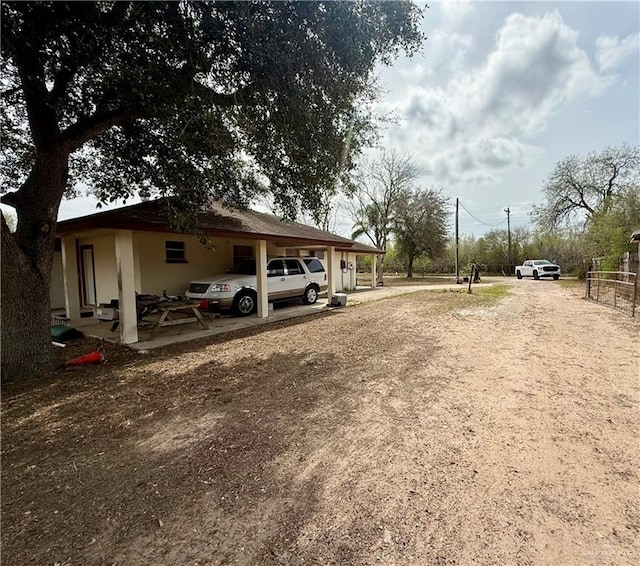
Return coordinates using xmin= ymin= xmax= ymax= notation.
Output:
xmin=585 ymin=271 xmax=638 ymax=317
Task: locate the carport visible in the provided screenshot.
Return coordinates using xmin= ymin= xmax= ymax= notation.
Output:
xmin=55 ymin=199 xmax=384 ymax=346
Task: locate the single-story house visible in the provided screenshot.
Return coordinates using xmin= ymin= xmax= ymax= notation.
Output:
xmin=53 ymin=199 xmax=384 ymax=345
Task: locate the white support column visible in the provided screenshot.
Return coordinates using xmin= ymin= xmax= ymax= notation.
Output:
xmin=327 ymin=246 xmax=336 ymax=304
xmin=61 ymin=236 xmax=81 ymax=321
xmin=255 ymin=239 xmax=268 ymax=318
xmin=371 ymin=255 xmax=377 ymax=288
xmin=115 ymin=230 xmax=138 ymax=344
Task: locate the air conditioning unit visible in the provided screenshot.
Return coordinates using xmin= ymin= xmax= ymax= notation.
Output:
xmin=330 ymin=293 xmax=347 ymax=307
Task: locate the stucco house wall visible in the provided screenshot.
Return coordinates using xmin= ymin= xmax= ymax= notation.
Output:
xmin=53 ymin=230 xmax=333 ymax=306
xmin=50 ymin=251 xmax=65 ymax=309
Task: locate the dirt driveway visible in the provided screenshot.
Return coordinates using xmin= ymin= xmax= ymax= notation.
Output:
xmin=2 ymin=281 xmax=638 ymax=565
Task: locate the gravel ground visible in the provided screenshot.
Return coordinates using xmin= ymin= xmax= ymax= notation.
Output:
xmin=1 ymin=280 xmax=638 ymax=565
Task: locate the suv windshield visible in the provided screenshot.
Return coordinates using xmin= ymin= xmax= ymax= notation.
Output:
xmin=228 ymin=259 xmax=256 ymax=275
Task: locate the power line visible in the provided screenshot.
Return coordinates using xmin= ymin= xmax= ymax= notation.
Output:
xmin=458 ymin=201 xmax=508 ymax=227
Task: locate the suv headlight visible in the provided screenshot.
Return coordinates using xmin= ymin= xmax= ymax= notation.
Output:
xmin=210 ymin=283 xmax=231 ymax=292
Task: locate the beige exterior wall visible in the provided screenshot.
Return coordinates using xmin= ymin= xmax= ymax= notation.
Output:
xmin=333 ymin=251 xmax=358 ymax=291
xmin=50 ymin=251 xmax=66 ymax=308
xmin=57 ymin=228 xmax=368 ymax=306
xmin=137 ymin=232 xmax=219 ymax=296
xmin=135 ymin=232 xmax=274 ymax=296
xmin=76 ymin=233 xmax=119 ymax=305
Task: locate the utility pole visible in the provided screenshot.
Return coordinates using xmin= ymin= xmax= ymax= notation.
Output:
xmin=455 ymin=198 xmax=460 ymax=283
xmin=504 ymin=206 xmax=512 ymax=275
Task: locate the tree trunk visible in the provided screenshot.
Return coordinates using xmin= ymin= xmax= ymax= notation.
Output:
xmin=406 ymin=254 xmax=414 ymax=278
xmin=1 ymin=149 xmax=69 ymax=382
xmin=377 ymin=253 xmax=385 ymax=286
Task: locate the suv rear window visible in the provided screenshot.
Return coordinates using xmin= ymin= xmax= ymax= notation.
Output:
xmin=303 ymin=258 xmax=325 ymax=273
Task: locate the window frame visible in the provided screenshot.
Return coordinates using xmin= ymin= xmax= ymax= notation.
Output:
xmin=165 ymin=240 xmax=187 ymax=264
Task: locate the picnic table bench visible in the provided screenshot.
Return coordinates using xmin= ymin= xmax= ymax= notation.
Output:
xmin=147 ymin=300 xmax=209 ymax=340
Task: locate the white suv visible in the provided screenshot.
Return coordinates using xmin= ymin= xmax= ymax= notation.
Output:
xmin=186 ymin=257 xmax=328 ymax=316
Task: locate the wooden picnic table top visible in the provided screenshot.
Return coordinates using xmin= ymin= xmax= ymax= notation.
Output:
xmin=155 ymin=300 xmax=201 ymax=311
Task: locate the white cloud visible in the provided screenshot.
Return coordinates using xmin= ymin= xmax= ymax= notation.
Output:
xmin=456 ymin=11 xmax=607 ymax=136
xmin=439 ymin=1 xmax=474 ymax=28
xmin=596 ymin=33 xmax=640 ymax=72
xmin=381 ymin=11 xmax=610 ymax=189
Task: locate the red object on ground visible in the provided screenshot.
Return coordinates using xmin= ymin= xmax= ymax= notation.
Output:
xmin=65 ymin=350 xmax=104 ymax=367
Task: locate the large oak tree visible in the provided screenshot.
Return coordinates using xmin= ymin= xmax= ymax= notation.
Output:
xmin=0 ymin=1 xmax=423 ymax=381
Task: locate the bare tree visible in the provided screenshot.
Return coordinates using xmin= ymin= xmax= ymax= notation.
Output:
xmin=533 ymin=144 xmax=640 ymax=228
xmin=347 ymin=150 xmax=422 ymax=284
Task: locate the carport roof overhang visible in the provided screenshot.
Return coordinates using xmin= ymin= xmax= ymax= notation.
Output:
xmin=56 ymin=198 xmax=382 ymax=252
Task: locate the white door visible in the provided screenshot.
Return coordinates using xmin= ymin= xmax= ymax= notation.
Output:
xmin=80 ymin=245 xmax=97 ymax=307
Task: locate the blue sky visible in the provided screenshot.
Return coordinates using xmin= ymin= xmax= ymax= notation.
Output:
xmin=59 ymin=1 xmax=640 ymax=238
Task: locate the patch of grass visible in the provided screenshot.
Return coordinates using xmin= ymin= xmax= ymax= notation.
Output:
xmin=474 ymin=284 xmax=511 ymax=300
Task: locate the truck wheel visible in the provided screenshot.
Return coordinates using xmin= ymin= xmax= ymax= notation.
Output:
xmin=302 ymin=285 xmax=319 ymax=305
xmin=516 ymin=270 xmax=522 ymax=280
xmin=533 ymin=270 xmax=539 ymax=280
xmin=553 ymin=274 xmax=559 ymax=280
xmin=232 ymin=291 xmax=256 ymax=316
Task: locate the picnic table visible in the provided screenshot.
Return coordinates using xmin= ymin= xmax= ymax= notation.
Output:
xmin=147 ymin=299 xmax=209 ymax=340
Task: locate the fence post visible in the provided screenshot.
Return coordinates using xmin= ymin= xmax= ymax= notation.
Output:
xmin=586 ymin=271 xmax=591 ymax=299
xmin=633 ymin=274 xmax=638 ymax=317
xmin=614 ymin=278 xmax=618 ymax=309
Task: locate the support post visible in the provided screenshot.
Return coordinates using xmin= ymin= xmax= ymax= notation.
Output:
xmin=61 ymin=236 xmax=81 ymax=321
xmin=255 ymin=239 xmax=268 ymax=318
xmin=115 ymin=230 xmax=138 ymax=344
xmin=371 ymin=255 xmax=377 ymax=289
xmin=455 ymin=198 xmax=460 ymax=284
xmin=327 ymin=246 xmax=336 ymax=305
xmin=505 ymin=206 xmax=512 ymax=275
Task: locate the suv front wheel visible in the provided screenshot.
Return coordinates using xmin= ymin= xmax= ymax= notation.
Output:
xmin=233 ymin=290 xmax=256 ymax=316
xmin=302 ymin=284 xmax=319 ymax=305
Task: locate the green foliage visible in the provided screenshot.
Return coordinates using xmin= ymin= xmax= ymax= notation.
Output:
xmin=1 ymin=1 xmax=424 ymax=219
xmin=585 ymin=186 xmax=640 ymax=270
xmin=393 ymin=188 xmax=449 ymax=276
xmin=475 ymin=284 xmax=511 ymax=301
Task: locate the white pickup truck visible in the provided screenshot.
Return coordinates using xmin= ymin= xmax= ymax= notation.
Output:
xmin=515 ymin=260 xmax=560 ymax=280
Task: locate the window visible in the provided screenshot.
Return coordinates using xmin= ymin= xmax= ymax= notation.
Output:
xmin=233 ymin=245 xmax=254 ymax=267
xmin=310 ymin=250 xmax=325 ymax=260
xmin=303 ymin=258 xmax=325 ymax=273
xmin=267 ymin=259 xmax=285 ymax=277
xmin=165 ymin=240 xmax=186 ymax=263
xmin=284 ymin=259 xmax=302 ymax=275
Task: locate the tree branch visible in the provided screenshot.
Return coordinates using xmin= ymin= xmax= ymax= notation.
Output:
xmin=60 ymin=109 xmax=136 ymax=152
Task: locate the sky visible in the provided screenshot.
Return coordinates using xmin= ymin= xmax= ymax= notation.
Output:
xmin=58 ymin=0 xmax=640 ymax=239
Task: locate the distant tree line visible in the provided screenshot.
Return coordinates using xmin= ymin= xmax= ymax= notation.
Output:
xmin=349 ymin=144 xmax=639 ymax=279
